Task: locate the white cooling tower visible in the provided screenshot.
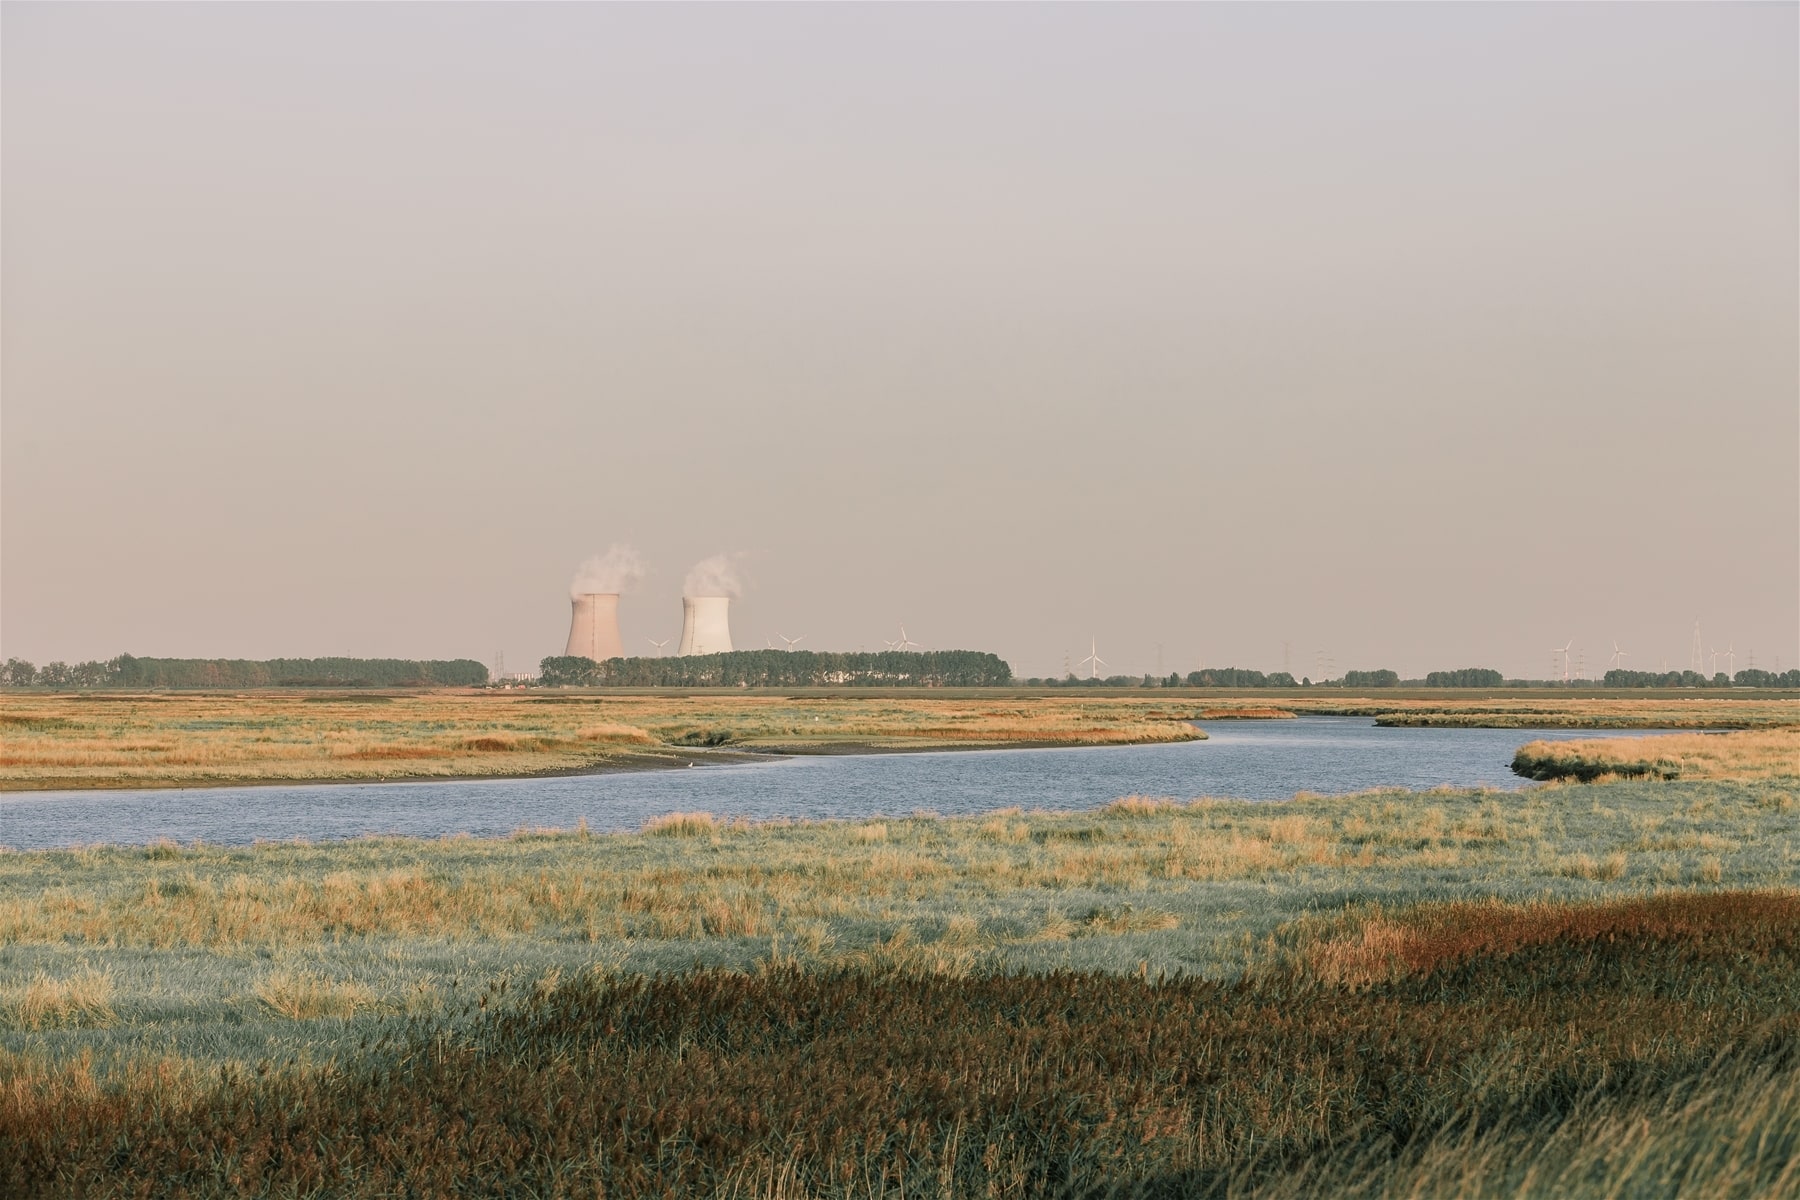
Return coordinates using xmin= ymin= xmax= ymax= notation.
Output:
xmin=677 ymin=596 xmax=733 ymax=656
xmin=566 ymin=593 xmax=624 ymax=661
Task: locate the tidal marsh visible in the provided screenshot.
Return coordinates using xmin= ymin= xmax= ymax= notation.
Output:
xmin=6 ymin=891 xmax=1796 ymax=1199
xmin=1513 ymin=724 xmax=1800 ymax=783
xmin=0 ymin=693 xmax=1207 ymax=790
xmin=3 ymin=776 xmax=1795 ymax=1067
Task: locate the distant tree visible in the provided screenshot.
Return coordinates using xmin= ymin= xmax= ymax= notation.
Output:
xmin=1425 ymin=668 xmax=1504 ymax=688
xmin=1733 ymin=668 xmax=1800 ymax=688
xmin=0 ymin=658 xmax=37 ymax=687
xmin=90 ymin=657 xmax=490 ymax=689
xmin=36 ymin=662 xmax=74 ymax=688
xmin=1264 ymin=672 xmax=1299 ymax=688
xmin=1342 ymin=669 xmax=1399 ymax=688
xmin=1183 ymin=668 xmax=1270 ymax=687
xmin=538 ymin=649 xmax=1012 ymax=689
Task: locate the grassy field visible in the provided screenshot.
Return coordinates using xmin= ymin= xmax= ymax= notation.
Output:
xmin=0 ymin=692 xmax=1210 ymax=790
xmin=1277 ymin=692 xmax=1800 ymax=728
xmin=3 ymin=714 xmax=1798 ymax=1195
xmin=2 ymin=773 xmax=1795 ymax=1062
xmin=3 ymin=688 xmax=1796 ymax=792
xmin=4 ymin=889 xmax=1795 ymax=1197
xmin=1514 ymin=725 xmax=1800 ymax=782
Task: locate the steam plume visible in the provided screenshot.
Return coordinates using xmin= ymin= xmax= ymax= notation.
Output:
xmin=571 ymin=544 xmax=646 ymax=598
xmin=684 ymin=552 xmax=744 ymax=598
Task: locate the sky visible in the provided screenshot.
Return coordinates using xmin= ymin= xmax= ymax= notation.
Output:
xmin=3 ymin=3 xmax=1796 ymax=681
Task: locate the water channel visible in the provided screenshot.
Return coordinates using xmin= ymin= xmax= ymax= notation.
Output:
xmin=0 ymin=717 xmax=1669 ymax=850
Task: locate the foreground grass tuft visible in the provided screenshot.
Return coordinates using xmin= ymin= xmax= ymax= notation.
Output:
xmin=5 ymin=970 xmax=114 ymax=1032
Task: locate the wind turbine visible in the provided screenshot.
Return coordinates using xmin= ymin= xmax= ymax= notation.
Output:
xmin=1724 ymin=643 xmax=1736 ymax=676
xmin=882 ymin=639 xmax=900 ymax=651
xmin=1079 ymin=637 xmax=1107 ymax=680
xmin=1609 ymin=642 xmax=1628 ymax=671
xmin=1709 ymin=647 xmax=1720 ymax=675
xmin=1553 ymin=640 xmax=1573 ymax=683
xmin=649 ymin=638 xmax=671 ymax=657
xmin=778 ymin=634 xmax=805 ymax=651
xmin=896 ymin=625 xmax=920 ymax=651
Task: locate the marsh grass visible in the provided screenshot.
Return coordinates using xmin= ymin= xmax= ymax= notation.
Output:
xmin=0 ymin=693 xmax=1208 ymax=789
xmin=251 ymin=970 xmax=374 ymax=1020
xmin=3 ymin=777 xmax=1796 ymax=1069
xmin=3 ymin=892 xmax=1795 ymax=1199
xmin=5 ymin=970 xmax=114 ymax=1031
xmin=1514 ymin=725 xmax=1800 ymax=783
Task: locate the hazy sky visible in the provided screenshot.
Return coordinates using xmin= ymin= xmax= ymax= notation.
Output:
xmin=4 ymin=3 xmax=1795 ymax=680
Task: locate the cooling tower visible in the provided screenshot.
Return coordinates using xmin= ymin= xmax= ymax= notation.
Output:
xmin=565 ymin=593 xmax=624 ymax=661
xmin=677 ymin=596 xmax=733 ymax=656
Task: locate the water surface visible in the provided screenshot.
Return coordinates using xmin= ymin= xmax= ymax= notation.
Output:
xmin=0 ymin=718 xmax=1665 ymax=850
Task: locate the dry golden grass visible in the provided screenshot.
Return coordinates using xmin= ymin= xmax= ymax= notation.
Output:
xmin=3 ymin=783 xmax=1785 ymax=956
xmin=1515 ymin=726 xmax=1800 ymax=783
xmin=0 ymin=692 xmax=1206 ymax=790
xmin=4 ymin=689 xmax=1792 ymax=791
xmin=1286 ymin=693 xmax=1800 ymax=729
xmin=641 ymin=811 xmax=719 ymax=837
xmin=251 ymin=970 xmax=373 ymax=1020
xmin=4 ymin=969 xmax=114 ymax=1030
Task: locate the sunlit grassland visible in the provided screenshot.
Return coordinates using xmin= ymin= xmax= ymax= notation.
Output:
xmin=1277 ymin=693 xmax=1800 ymax=728
xmin=1514 ymin=724 xmax=1800 ymax=782
xmin=5 ymin=891 xmax=1796 ymax=1198
xmin=3 ymin=689 xmax=1795 ymax=792
xmin=2 ymin=776 xmax=1794 ymax=1067
xmin=0 ymin=692 xmax=1208 ymax=790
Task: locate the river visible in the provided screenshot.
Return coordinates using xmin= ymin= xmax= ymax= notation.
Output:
xmin=0 ymin=717 xmax=1666 ymax=850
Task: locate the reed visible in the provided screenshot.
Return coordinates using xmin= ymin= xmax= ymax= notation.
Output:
xmin=3 ymin=892 xmax=1794 ymax=1199
xmin=0 ymin=693 xmax=1208 ymax=790
xmin=1513 ymin=726 xmax=1800 ymax=783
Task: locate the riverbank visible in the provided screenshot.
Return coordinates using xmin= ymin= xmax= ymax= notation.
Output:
xmin=0 ymin=693 xmax=1207 ymax=792
xmin=4 ymin=689 xmax=1794 ymax=792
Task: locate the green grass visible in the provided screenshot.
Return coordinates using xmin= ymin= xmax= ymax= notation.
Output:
xmin=2 ymin=777 xmax=1796 ymax=1068
xmin=5 ymin=892 xmax=1796 ymax=1198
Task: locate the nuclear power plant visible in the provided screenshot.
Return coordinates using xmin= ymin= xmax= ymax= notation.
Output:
xmin=565 ymin=593 xmax=624 ymax=661
xmin=677 ymin=596 xmax=734 ymax=656
xmin=561 ymin=549 xmax=738 ymax=662
xmin=562 ymin=591 xmax=735 ymax=662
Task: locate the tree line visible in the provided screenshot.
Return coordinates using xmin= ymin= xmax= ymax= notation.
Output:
xmin=1602 ymin=668 xmax=1800 ymax=689
xmin=0 ymin=655 xmax=489 ymax=689
xmin=539 ymin=649 xmax=1014 ymax=688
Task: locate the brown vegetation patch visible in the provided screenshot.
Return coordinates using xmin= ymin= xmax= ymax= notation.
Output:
xmin=1278 ymin=891 xmax=1800 ymax=989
